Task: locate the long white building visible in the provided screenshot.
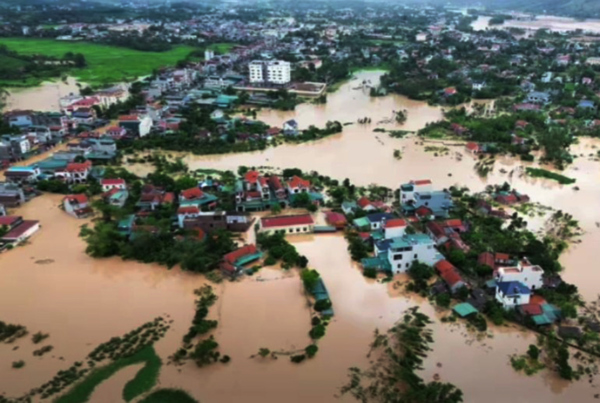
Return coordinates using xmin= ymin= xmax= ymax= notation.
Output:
xmin=249 ymin=60 xmax=291 ymax=85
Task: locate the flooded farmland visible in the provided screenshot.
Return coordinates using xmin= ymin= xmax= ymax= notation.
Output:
xmin=3 ymin=77 xmax=82 ymax=112
xmin=2 ymin=70 xmax=600 ymax=402
xmin=471 ymin=15 xmax=600 ymax=34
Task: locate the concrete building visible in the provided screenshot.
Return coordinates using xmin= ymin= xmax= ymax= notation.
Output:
xmin=376 ymin=233 xmax=443 ymax=274
xmin=496 ymin=281 xmax=531 ymax=309
xmin=259 ymin=214 xmax=314 ymax=235
xmin=495 ymin=258 xmax=544 ymax=291
xmin=249 ymin=60 xmax=291 ymax=85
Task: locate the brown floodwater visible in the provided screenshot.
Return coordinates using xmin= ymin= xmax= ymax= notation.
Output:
xmin=4 ymin=77 xmax=82 ymax=112
xmin=2 ymin=71 xmax=600 ymax=402
xmin=472 ymin=15 xmax=600 ymax=34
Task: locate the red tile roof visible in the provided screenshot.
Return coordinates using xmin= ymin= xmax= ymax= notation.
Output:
xmin=325 ymin=212 xmax=347 ymax=226
xmin=223 ymin=244 xmax=258 ymax=265
xmin=2 ymin=220 xmax=39 ymax=240
xmin=269 ymin=175 xmax=283 ymax=190
xmin=426 ymin=221 xmax=446 ymax=238
xmin=385 ymin=218 xmax=407 ymax=228
xmin=261 ymin=214 xmax=314 ymax=229
xmin=529 ymin=295 xmax=547 ymax=305
xmin=0 ymin=216 xmax=21 ymax=227
xmin=415 ymin=206 xmax=433 ymax=218
xmin=412 ymin=179 xmax=432 ymax=186
xmin=163 ymin=192 xmax=175 ymax=203
xmin=444 ymin=219 xmax=464 ymax=228
xmin=101 ymin=178 xmax=125 ymax=186
xmin=178 ymin=206 xmax=200 ymax=215
xmin=357 ymin=196 xmax=372 ymax=209
xmin=435 ymin=259 xmax=456 ymax=273
xmin=441 ymin=269 xmax=464 ymax=287
xmin=65 ymin=194 xmax=88 ymax=204
xmin=287 ymin=175 xmax=310 ymax=189
xmin=244 ymin=170 xmax=260 ymax=184
xmin=478 ymin=252 xmax=495 ymax=268
xmin=66 ymin=161 xmax=91 ymax=172
xmin=520 ymin=303 xmax=543 ymax=316
xmin=181 ymin=187 xmax=204 ymax=200
xmin=466 ymin=142 xmax=480 ymax=152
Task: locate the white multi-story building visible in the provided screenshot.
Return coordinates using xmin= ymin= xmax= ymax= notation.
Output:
xmin=495 ymin=258 xmax=544 ymax=291
xmin=249 ymin=60 xmax=291 ymax=85
xmin=376 ymin=233 xmax=443 ymax=274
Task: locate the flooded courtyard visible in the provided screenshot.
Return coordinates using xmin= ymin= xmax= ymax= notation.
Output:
xmin=2 ymin=70 xmax=600 ymax=402
xmin=3 ymin=77 xmax=82 ymax=112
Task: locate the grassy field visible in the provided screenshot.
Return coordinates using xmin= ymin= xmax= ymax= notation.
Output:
xmin=0 ymin=38 xmax=197 ymax=87
xmin=208 ymin=42 xmax=236 ymax=54
xmin=55 ymin=346 xmax=161 ymax=403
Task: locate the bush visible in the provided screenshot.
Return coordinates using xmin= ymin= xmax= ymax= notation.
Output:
xmin=309 ymin=324 xmax=326 ymax=340
xmin=314 ymin=299 xmax=332 ymax=312
xmin=311 ymin=316 xmax=321 ymax=326
xmin=527 ymin=344 xmax=540 ymax=360
xmin=305 ymin=344 xmax=319 ymax=358
xmin=220 ymin=355 xmax=231 ymax=363
xmin=12 ymin=360 xmax=25 ymax=369
xmin=363 ymin=268 xmax=377 ymax=279
xmin=290 ymin=354 xmax=306 ymax=363
xmin=435 ymin=293 xmax=451 ymax=308
xmin=263 ymin=256 xmax=277 ymax=266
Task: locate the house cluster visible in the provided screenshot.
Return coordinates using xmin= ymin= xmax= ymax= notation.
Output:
xmin=3 ymin=137 xmax=117 ymax=186
xmin=234 ymin=170 xmax=322 ymax=212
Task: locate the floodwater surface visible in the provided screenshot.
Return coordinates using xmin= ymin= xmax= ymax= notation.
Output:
xmin=2 ymin=71 xmax=600 ymax=402
xmin=4 ymin=77 xmax=82 ymax=112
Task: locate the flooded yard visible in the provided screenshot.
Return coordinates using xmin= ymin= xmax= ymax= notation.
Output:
xmin=3 ymin=77 xmax=81 ymax=112
xmin=2 ymin=71 xmax=600 ymax=402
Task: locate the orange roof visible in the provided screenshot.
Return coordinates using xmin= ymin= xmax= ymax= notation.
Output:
xmin=65 ymin=194 xmax=88 ymax=204
xmin=177 ymin=206 xmax=200 ymax=215
xmin=66 ymin=161 xmax=92 ymax=172
xmin=119 ymin=115 xmax=139 ymax=121
xmin=181 ymin=187 xmax=203 ymax=200
xmin=244 ymin=170 xmax=260 ymax=184
xmin=223 ymin=244 xmax=258 ymax=265
xmin=435 ymin=259 xmax=456 ymax=273
xmin=287 ymin=175 xmax=310 ymax=189
xmin=384 ymin=218 xmax=407 ymax=228
xmin=444 ymin=219 xmax=464 ymax=228
xmin=357 ymin=196 xmax=371 ymax=208
xmin=412 ymin=179 xmax=432 ymax=186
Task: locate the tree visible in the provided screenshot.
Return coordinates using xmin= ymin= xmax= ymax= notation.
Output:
xmin=301 ymin=269 xmax=320 ymax=291
xmin=258 ymin=348 xmax=270 ymax=358
xmin=190 ymin=336 xmax=220 ymax=367
xmin=305 ymin=344 xmax=318 ymax=358
xmin=314 ymin=299 xmax=332 ymax=312
xmin=175 ymin=176 xmax=198 ymax=192
xmin=79 ymin=222 xmax=124 ymax=258
xmin=527 ymin=344 xmax=540 ymax=360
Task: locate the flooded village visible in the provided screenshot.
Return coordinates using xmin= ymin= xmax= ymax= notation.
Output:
xmin=1 ymin=2 xmax=600 ymax=403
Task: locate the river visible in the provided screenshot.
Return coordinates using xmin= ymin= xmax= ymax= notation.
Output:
xmin=471 ymin=15 xmax=600 ymax=34
xmin=2 ymin=70 xmax=600 ymax=402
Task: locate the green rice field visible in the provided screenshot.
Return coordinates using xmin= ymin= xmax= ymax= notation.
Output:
xmin=0 ymin=38 xmax=199 ymax=86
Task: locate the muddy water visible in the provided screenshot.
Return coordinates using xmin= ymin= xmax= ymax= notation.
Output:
xmin=4 ymin=77 xmax=82 ymax=112
xmin=0 ymin=195 xmax=206 ymax=398
xmin=2 ymin=70 xmax=600 ymax=402
xmin=472 ymin=15 xmax=600 ymax=33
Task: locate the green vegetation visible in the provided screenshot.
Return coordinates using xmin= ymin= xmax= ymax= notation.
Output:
xmin=139 ymin=388 xmax=198 ymax=403
xmin=31 ymin=332 xmax=50 ymax=344
xmin=56 ymin=346 xmax=161 ymax=403
xmin=305 ymin=344 xmax=319 ymax=358
xmin=0 ymin=320 xmax=27 ymax=343
xmin=33 ymin=345 xmax=53 ymax=356
xmin=11 ymin=360 xmax=25 ymax=369
xmin=525 ymin=168 xmax=576 ymax=185
xmin=0 ymin=38 xmax=196 ymax=86
xmin=342 ymin=308 xmax=463 ymax=402
xmin=257 ymin=232 xmax=308 ymax=269
xmin=122 ymin=348 xmax=162 ymax=402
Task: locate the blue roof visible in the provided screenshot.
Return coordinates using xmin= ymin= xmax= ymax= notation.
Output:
xmin=497 ymin=281 xmax=531 ymax=296
xmin=579 ymin=100 xmax=595 ymax=108
xmin=366 ymin=212 xmax=395 ymax=223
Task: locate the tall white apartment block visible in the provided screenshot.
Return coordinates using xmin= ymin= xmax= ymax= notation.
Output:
xmin=249 ymin=61 xmax=265 ymax=83
xmin=248 ymin=60 xmax=291 ymax=85
xmin=204 ymin=49 xmax=215 ymax=61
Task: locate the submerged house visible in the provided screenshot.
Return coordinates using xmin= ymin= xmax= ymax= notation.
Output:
xmin=220 ymin=244 xmax=263 ymax=276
